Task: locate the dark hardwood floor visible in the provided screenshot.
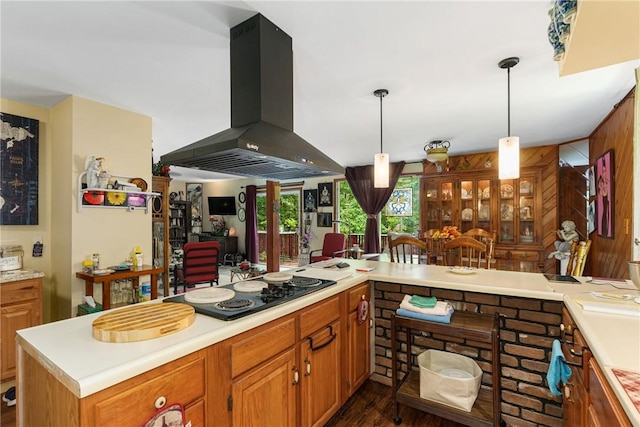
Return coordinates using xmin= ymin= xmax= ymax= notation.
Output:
xmin=325 ymin=380 xmax=465 ymax=427
xmin=0 ymin=380 xmax=465 ymax=427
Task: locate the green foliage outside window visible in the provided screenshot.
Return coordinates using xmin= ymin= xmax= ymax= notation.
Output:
xmin=256 ymin=192 xmax=300 ymax=232
xmin=337 ymin=176 xmax=420 ymax=235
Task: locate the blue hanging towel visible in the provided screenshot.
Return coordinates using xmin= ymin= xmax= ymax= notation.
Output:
xmin=546 ymin=339 xmax=572 ymax=396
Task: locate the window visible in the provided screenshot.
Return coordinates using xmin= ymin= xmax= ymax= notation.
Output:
xmin=256 ymin=190 xmax=301 ymax=232
xmin=381 ymin=175 xmax=420 ymax=235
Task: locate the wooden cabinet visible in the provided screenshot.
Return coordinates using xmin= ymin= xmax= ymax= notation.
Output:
xmin=169 ymin=200 xmax=191 ymax=251
xmin=421 ymin=168 xmax=544 ymax=265
xmin=198 ymin=235 xmax=238 ymax=264
xmin=20 ymin=347 xmax=208 ymax=427
xmin=152 ymin=176 xmax=171 ymax=296
xmin=345 ymin=281 xmax=371 ymax=397
xmin=561 ymin=307 xmax=589 ymax=427
xmin=1 ymin=277 xmax=42 ymax=381
xmin=587 ymin=358 xmax=632 ymax=427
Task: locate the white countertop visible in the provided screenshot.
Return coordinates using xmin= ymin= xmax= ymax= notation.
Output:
xmin=0 ymin=269 xmax=45 ymax=283
xmin=564 ymin=292 xmax=640 ymax=426
xmin=17 ymin=258 xmax=640 ymax=424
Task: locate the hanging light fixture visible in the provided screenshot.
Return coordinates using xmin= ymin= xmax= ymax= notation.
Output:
xmin=424 ymin=140 xmax=450 ymax=164
xmin=373 ymin=89 xmax=389 ymax=188
xmin=498 ymin=57 xmax=520 ymax=180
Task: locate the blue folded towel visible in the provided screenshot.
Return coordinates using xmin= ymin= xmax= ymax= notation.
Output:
xmin=396 ymin=307 xmax=453 ymax=324
xmin=546 ymin=339 xmax=572 ymax=396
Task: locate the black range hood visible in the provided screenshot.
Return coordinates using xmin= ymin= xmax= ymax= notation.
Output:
xmin=161 ymin=14 xmax=344 ymax=180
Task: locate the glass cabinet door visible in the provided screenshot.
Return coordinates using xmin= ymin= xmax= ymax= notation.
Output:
xmin=424 ymin=180 xmax=439 ymax=231
xmin=498 ymin=179 xmax=516 ymax=243
xmin=421 ymin=178 xmax=454 ymax=232
xmin=460 ymin=178 xmax=491 ymax=233
xmin=440 ymin=180 xmax=454 ymax=228
xmin=518 ymin=177 xmax=535 ymax=244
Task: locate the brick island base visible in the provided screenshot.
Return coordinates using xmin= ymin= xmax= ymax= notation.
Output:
xmin=372 ymin=281 xmax=564 ymax=427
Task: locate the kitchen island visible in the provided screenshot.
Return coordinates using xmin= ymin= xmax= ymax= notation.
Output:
xmin=16 ymin=260 xmax=640 ymax=426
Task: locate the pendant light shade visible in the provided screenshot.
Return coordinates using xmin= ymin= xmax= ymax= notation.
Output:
xmin=373 ymin=89 xmax=389 ymax=188
xmin=498 ymin=57 xmax=520 ymax=180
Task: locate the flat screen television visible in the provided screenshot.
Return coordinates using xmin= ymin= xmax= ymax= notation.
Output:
xmin=208 ymin=196 xmax=237 ymax=216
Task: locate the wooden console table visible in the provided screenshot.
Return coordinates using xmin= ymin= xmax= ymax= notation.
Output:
xmin=76 ymin=265 xmax=162 ymax=310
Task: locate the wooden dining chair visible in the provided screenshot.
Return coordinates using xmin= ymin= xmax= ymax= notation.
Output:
xmin=443 ymin=236 xmax=491 ymax=269
xmin=463 ymin=228 xmax=496 ymax=268
xmin=388 ymin=234 xmax=428 ymax=264
xmin=566 ymin=240 xmax=591 ymax=276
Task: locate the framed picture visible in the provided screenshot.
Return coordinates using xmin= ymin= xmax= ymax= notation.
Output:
xmin=587 ymin=200 xmax=595 ymax=235
xmin=303 ymin=189 xmax=318 ymax=212
xmin=1 ymin=112 xmax=39 ymax=225
xmin=318 ymin=182 xmax=333 ymax=207
xmin=317 ymin=212 xmax=332 ymax=227
xmin=386 ymin=188 xmax=413 ymax=216
xmin=595 ymin=150 xmax=614 ymax=238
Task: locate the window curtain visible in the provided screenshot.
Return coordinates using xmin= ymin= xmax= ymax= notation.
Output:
xmin=345 ymin=161 xmax=405 ymax=254
xmin=245 ymin=185 xmax=259 ymax=263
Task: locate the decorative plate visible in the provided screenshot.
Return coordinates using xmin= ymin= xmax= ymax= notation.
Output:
xmin=500 ymin=203 xmax=514 ymax=220
xmin=461 ymin=189 xmax=471 ymax=199
xmin=448 ymin=266 xmax=477 ymax=275
xmin=83 ymin=191 xmax=105 ymax=205
xmin=520 ymin=181 xmax=532 ymax=194
xmin=482 ymin=187 xmax=490 ymax=199
xmin=500 ymin=184 xmax=514 ymax=198
xmin=238 ymin=191 xmax=246 ymax=204
xmin=461 ymin=208 xmax=473 ymax=221
xmin=127 ymin=193 xmax=146 ymax=207
xmin=129 ymin=178 xmax=148 ymax=192
xmin=238 ymin=207 xmax=246 ymax=222
xmin=234 ymin=281 xmax=268 ymax=293
xmin=106 ymin=191 xmax=127 ymax=206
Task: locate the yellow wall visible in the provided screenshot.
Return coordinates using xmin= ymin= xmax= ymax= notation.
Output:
xmin=2 ymin=96 xmax=152 ymax=321
xmin=0 ymin=99 xmax=53 ymax=321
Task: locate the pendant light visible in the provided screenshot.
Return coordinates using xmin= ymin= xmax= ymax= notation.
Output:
xmin=498 ymin=57 xmax=520 ymax=180
xmin=374 ymin=89 xmax=389 ymax=188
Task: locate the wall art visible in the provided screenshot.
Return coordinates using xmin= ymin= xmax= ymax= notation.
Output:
xmin=303 ymin=189 xmax=318 ymax=212
xmin=386 ymin=188 xmax=412 ymax=216
xmin=318 ymin=182 xmax=333 ymax=207
xmin=1 ymin=112 xmax=39 ymax=225
xmin=595 ymin=149 xmax=614 ymax=238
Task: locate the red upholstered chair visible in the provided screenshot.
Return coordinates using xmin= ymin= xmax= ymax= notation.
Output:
xmin=309 ymin=233 xmax=347 ymax=263
xmin=174 ymin=241 xmax=220 ymax=294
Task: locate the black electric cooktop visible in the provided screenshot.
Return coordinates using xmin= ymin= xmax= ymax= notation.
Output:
xmin=164 ymin=276 xmax=337 ymax=321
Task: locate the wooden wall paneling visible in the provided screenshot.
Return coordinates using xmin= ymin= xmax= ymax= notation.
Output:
xmin=589 ymin=91 xmax=635 ymax=279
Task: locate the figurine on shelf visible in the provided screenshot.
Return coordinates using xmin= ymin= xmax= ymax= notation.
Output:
xmin=84 ymin=155 xmax=104 ymax=189
xmin=548 ymin=220 xmax=578 ymax=259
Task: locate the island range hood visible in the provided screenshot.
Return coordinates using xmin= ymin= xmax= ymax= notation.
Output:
xmin=161 ymin=14 xmax=344 ymax=180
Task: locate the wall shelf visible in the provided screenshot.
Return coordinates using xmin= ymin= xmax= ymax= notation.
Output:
xmin=77 ymin=171 xmax=159 ymax=213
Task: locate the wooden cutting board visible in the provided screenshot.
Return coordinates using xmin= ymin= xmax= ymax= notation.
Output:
xmin=92 ymin=303 xmax=195 ymax=343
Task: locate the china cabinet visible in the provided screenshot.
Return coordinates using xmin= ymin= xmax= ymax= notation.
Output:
xmin=152 ymin=176 xmax=171 ymax=296
xmin=420 ymin=167 xmax=544 ymax=266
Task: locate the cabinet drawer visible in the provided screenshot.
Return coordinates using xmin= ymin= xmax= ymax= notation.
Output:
xmin=1 ymin=278 xmax=42 ymax=305
xmin=347 ymin=282 xmax=371 ymax=313
xmin=494 ymin=249 xmax=540 ymax=261
xmin=300 ymin=296 xmax=340 ymax=339
xmin=231 ymin=317 xmax=296 ymax=378
xmin=91 ymin=351 xmax=206 ymax=426
xmin=588 ymin=358 xmax=632 ymax=427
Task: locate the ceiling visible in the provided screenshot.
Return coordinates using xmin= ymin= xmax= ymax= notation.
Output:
xmin=2 ymin=1 xmax=638 ymax=181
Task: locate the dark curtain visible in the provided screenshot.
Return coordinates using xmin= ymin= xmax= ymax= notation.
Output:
xmin=245 ymin=185 xmax=259 ymax=263
xmin=345 ymin=162 xmax=405 ymax=254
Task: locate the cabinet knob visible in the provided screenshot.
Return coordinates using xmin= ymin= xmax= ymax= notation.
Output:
xmin=154 ymin=396 xmax=167 ymax=409
xmin=305 ymin=358 xmax=311 ymax=376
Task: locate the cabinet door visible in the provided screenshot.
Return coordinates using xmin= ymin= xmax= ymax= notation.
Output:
xmin=300 ymin=321 xmax=341 ymax=427
xmin=232 ymin=348 xmax=297 ymax=427
xmin=460 ymin=178 xmax=492 ymax=233
xmin=421 ymin=178 xmax=455 ymax=231
xmin=1 ymin=300 xmax=39 ymax=380
xmin=563 ymin=366 xmax=587 ymax=427
xmin=517 ymin=175 xmax=536 ymax=245
xmin=346 ymin=282 xmax=371 ymax=398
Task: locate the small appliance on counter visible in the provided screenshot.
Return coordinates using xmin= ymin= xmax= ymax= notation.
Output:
xmin=164 ymin=273 xmax=337 ymax=321
xmin=0 ymin=245 xmax=24 ymax=272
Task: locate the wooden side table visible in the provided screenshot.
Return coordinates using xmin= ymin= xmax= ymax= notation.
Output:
xmin=76 ymin=265 xmax=162 ymax=310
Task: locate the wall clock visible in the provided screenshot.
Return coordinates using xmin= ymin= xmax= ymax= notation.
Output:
xmin=238 ymin=208 xmax=246 ymax=222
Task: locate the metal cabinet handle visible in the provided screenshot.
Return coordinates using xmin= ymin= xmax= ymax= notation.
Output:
xmin=308 ymin=325 xmax=337 ymax=351
xmin=292 ymin=366 xmax=299 ymax=385
xmin=304 ymin=357 xmax=311 ymax=376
